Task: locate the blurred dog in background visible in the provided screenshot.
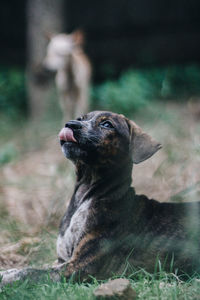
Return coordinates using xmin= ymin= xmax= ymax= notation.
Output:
xmin=43 ymin=30 xmax=91 ymax=121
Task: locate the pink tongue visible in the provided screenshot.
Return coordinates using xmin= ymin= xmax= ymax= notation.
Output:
xmin=59 ymin=127 xmax=77 ymax=142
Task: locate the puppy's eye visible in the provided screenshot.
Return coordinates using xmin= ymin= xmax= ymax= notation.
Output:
xmin=100 ymin=121 xmax=114 ymax=129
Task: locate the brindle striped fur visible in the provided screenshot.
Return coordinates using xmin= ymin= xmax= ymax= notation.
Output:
xmin=1 ymin=111 xmax=200 ymax=286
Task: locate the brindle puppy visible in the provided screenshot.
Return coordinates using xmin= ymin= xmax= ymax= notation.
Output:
xmin=1 ymin=111 xmax=200 ymax=285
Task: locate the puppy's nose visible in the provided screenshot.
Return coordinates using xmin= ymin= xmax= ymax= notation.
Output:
xmin=65 ymin=121 xmax=82 ymax=130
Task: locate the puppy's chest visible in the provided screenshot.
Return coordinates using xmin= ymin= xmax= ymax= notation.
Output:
xmin=57 ymin=198 xmax=92 ymax=262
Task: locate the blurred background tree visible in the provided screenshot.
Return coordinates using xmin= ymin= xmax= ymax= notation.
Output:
xmin=26 ymin=0 xmax=65 ymax=119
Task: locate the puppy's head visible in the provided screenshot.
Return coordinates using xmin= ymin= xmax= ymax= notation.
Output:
xmin=59 ymin=111 xmax=161 ymax=166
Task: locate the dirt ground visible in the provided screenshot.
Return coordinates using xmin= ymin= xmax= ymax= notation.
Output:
xmin=0 ymin=102 xmax=200 ymax=269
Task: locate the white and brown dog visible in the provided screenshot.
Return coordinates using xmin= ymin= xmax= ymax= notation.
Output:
xmin=43 ymin=30 xmax=91 ymax=121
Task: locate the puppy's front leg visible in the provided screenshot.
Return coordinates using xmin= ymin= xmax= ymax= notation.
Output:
xmin=59 ymin=232 xmax=108 ymax=281
xmin=0 ymin=266 xmax=62 ymax=287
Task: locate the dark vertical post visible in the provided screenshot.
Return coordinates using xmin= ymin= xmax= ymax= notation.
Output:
xmin=26 ymin=0 xmax=65 ymax=119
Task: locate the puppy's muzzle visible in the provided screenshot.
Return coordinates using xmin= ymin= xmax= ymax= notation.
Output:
xmin=65 ymin=121 xmax=83 ymax=130
xmin=59 ymin=120 xmax=83 ymax=145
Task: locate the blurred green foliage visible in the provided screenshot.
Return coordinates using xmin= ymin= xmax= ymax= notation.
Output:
xmin=92 ymin=64 xmax=200 ymax=116
xmin=1 ymin=64 xmax=200 ymax=119
xmin=92 ymin=69 xmax=160 ymax=115
xmin=0 ymin=143 xmax=18 ymax=166
xmin=161 ymin=65 xmax=200 ymax=98
xmin=0 ymin=67 xmax=27 ymax=118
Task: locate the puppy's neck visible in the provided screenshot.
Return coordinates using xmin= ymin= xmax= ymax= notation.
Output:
xmin=74 ymin=161 xmax=133 ymax=203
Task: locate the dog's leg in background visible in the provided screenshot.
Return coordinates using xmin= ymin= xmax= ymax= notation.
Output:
xmin=55 ymin=69 xmax=76 ymax=122
xmin=74 ymin=85 xmax=89 ymax=118
xmin=59 ymin=93 xmax=75 ymax=122
xmin=72 ymin=52 xmax=91 ymax=118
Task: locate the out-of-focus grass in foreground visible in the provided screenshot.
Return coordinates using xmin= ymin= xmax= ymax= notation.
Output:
xmin=1 ymin=270 xmax=200 ymax=300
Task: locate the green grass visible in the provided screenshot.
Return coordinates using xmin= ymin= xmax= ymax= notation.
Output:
xmin=0 ymin=280 xmax=96 ymax=300
xmin=1 ymin=271 xmax=200 ymax=300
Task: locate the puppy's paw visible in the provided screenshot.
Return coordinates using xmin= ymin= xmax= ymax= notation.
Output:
xmin=0 ymin=268 xmax=23 ymax=286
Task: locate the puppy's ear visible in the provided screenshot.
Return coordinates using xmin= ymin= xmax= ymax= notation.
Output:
xmin=72 ymin=30 xmax=85 ymax=46
xmin=128 ymin=119 xmax=161 ymax=164
xmin=44 ymin=31 xmax=56 ymax=41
